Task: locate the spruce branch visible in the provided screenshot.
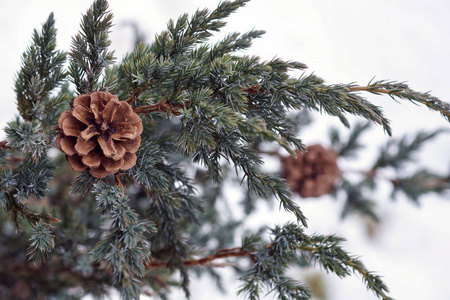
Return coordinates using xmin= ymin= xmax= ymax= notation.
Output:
xmin=151 ymin=223 xmax=392 ymax=300
xmin=373 ymin=129 xmax=445 ymax=171
xmin=349 ymin=80 xmax=450 ymax=122
xmin=70 ymin=170 xmax=100 ymax=195
xmin=330 ymin=121 xmax=372 ymax=158
xmin=208 ymin=29 xmax=266 ymax=60
xmin=26 ymin=221 xmax=55 ymax=264
xmin=339 ymin=180 xmax=379 ymax=222
xmin=140 ymin=157 xmax=203 ymax=297
xmin=288 ymin=74 xmax=392 ymax=134
xmin=5 ymin=117 xmax=50 ymax=160
xmin=2 ymin=190 xmax=60 ymax=231
xmin=391 ymin=169 xmax=450 ymax=203
xmin=69 ymin=0 xmax=115 ymax=94
xmin=91 ymin=181 xmax=156 ymax=300
xmin=14 ymin=12 xmax=66 ymax=121
xmin=152 ymin=0 xmax=251 ymax=59
xmin=0 ymin=153 xmax=57 ymax=230
xmin=333 ymin=127 xmax=449 ymax=220
xmin=270 ymin=223 xmax=392 ymax=300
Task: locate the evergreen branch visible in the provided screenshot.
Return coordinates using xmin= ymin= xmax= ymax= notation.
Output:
xmin=1 ymin=152 xmax=55 ymax=229
xmin=339 ymin=180 xmax=379 ymax=222
xmin=5 ymin=117 xmax=50 ymax=160
xmin=129 ymin=140 xmax=171 ymax=191
xmin=271 ymin=223 xmax=392 ymax=300
xmin=26 ymin=221 xmax=55 ymax=264
xmin=69 ymin=0 xmax=115 ymax=93
xmin=14 ymin=12 xmax=66 ymax=121
xmin=133 ymin=99 xmax=189 ymax=116
xmin=350 ymin=80 xmax=450 ymax=122
xmin=14 ymin=156 xmax=55 ymax=200
xmin=290 ymin=74 xmax=392 ymax=134
xmin=306 ymin=242 xmax=393 ymax=300
xmin=146 ymin=247 xmax=254 ymax=269
xmin=330 ymin=121 xmax=372 ymax=158
xmin=208 ymin=29 xmax=265 ymax=60
xmin=240 ymin=225 xmax=313 ymax=300
xmin=41 ymin=82 xmax=73 ymax=126
xmin=120 ymin=43 xmax=157 ymax=104
xmin=70 ymin=170 xmax=99 ymax=195
xmin=142 ymin=162 xmax=202 ymax=297
xmin=332 ymin=126 xmax=449 ymax=219
xmin=146 ymin=224 xmax=391 ymax=299
xmin=148 ymin=192 xmax=193 ymax=298
xmin=391 ymin=169 xmax=450 ymax=203
xmin=373 ymin=129 xmax=444 ymax=171
xmin=254 ymin=173 xmax=308 ymax=227
xmin=91 ymin=182 xmax=156 ymax=300
xmin=2 ymin=190 xmax=60 ymax=231
xmin=152 ymin=0 xmax=251 ymax=58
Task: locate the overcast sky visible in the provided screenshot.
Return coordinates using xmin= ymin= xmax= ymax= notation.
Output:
xmin=1 ymin=1 xmax=450 ymax=299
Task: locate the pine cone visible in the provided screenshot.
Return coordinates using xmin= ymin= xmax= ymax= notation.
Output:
xmin=282 ymin=145 xmax=340 ymax=198
xmin=55 ymin=91 xmax=143 ymax=178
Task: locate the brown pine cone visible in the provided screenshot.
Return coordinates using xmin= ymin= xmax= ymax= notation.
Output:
xmin=55 ymin=91 xmax=143 ymax=178
xmin=282 ymin=145 xmax=340 ymax=198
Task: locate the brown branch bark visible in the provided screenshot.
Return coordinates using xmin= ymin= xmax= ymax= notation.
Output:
xmin=134 ymin=102 xmax=184 ymax=116
xmin=133 ymin=94 xmax=189 ymax=116
xmin=349 ymin=86 xmax=391 ymax=94
xmin=146 ymin=247 xmax=255 ymax=269
xmin=114 ymin=173 xmax=125 ymax=195
xmin=0 ymin=140 xmax=11 ymax=149
xmin=125 ymin=90 xmax=139 ymax=104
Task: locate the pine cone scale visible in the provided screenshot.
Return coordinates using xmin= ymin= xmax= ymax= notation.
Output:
xmin=89 ymin=91 xmax=106 ymax=110
xmin=73 ymin=94 xmax=91 ymax=107
xmin=57 ymin=111 xmax=72 ymax=128
xmin=98 ymin=137 xmax=117 ymax=158
xmin=74 ymin=137 xmax=97 ymax=156
xmin=113 ymin=125 xmax=138 ymax=140
xmin=80 ymin=125 xmax=100 ymax=140
xmin=59 ymin=136 xmax=77 ymax=156
xmin=66 ymin=155 xmax=87 ymax=172
xmin=72 ymin=106 xmax=93 ymax=125
xmin=114 ymin=102 xmax=134 ymax=122
xmin=102 ymin=157 xmax=124 ymax=172
xmin=102 ymin=98 xmax=120 ymax=122
xmin=113 ymin=144 xmax=126 ymax=160
xmin=61 ymin=115 xmax=86 ymax=137
xmin=122 ymin=153 xmax=137 ymax=169
xmin=90 ymin=165 xmax=108 ymax=178
xmin=56 ymin=91 xmax=143 ymax=178
xmin=118 ymin=136 xmax=141 ymax=153
xmin=82 ymin=150 xmax=102 ymax=168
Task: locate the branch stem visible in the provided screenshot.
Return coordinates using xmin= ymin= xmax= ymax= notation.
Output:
xmin=146 ymin=247 xmax=255 ymax=269
xmin=349 ymin=86 xmax=392 ymax=94
xmin=132 ymin=93 xmax=188 ymax=116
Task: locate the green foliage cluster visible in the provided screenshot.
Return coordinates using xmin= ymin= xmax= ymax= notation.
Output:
xmin=238 ymin=224 xmax=392 ymax=300
xmin=14 ymin=12 xmax=69 ymax=124
xmin=1 ymin=0 xmax=449 ymax=299
xmin=91 ymin=182 xmax=156 ymax=299
xmin=329 ymin=123 xmax=449 ymax=220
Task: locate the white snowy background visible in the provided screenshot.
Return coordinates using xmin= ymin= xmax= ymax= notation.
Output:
xmin=1 ymin=1 xmax=450 ymax=299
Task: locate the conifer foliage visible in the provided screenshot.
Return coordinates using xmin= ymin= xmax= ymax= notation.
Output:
xmin=1 ymin=0 xmax=449 ymax=299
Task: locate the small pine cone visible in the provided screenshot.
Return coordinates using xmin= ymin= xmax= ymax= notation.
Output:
xmin=55 ymin=91 xmax=143 ymax=178
xmin=282 ymin=145 xmax=340 ymax=198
